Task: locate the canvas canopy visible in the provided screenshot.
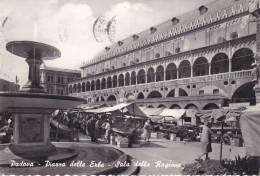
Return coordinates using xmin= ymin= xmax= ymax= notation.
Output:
xmin=240 ymin=104 xmax=260 ymax=156
xmin=84 ymin=103 xmax=148 ymax=119
xmin=149 ymin=108 xmax=198 ymax=121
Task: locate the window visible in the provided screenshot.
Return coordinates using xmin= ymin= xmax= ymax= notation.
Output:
xmin=47 ymin=76 xmax=50 ymax=82
xmin=213 ymin=89 xmax=219 ymax=94
xmin=230 ymin=32 xmax=238 ymax=40
xmin=199 ymin=5 xmax=208 ymax=15
xmin=175 ymin=47 xmax=180 ymax=53
xmin=199 ymin=90 xmax=204 ymax=95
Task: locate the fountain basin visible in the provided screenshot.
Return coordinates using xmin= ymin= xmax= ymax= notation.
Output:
xmin=0 ymin=92 xmax=84 ymax=111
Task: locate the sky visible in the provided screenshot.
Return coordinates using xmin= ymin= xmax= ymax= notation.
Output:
xmin=0 ymin=0 xmax=214 ymax=86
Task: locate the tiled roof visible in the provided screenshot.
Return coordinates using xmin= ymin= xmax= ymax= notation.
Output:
xmin=85 ymin=0 xmax=248 ymax=67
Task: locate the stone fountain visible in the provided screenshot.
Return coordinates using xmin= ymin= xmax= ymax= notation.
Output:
xmin=0 ymin=41 xmax=139 ymax=175
xmin=0 ymin=41 xmax=85 ymax=163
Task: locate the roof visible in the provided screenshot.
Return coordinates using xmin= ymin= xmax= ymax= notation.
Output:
xmin=84 ymin=0 xmax=248 ymax=67
xmin=40 ymin=65 xmax=81 ymax=74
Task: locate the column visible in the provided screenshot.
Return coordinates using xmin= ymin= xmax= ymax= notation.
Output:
xmin=250 ymin=5 xmax=260 ymax=103
xmin=209 ymin=63 xmax=211 ymax=75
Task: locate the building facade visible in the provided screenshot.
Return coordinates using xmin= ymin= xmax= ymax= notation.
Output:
xmin=40 ymin=65 xmax=81 ymax=95
xmin=0 ymin=78 xmax=20 ymax=92
xmin=69 ymin=0 xmax=258 ymax=110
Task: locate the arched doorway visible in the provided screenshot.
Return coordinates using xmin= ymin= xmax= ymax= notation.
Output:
xmin=96 ymin=79 xmax=100 ymax=90
xmin=125 ymin=72 xmax=130 ymax=86
xmin=167 ymin=89 xmax=175 ymax=97
xmin=179 ymin=88 xmax=188 ymax=96
xmin=179 ymin=60 xmax=191 ymax=78
xmin=107 ymin=77 xmax=112 ymax=89
xmin=119 ymin=74 xmax=124 ymax=87
xmin=113 ymin=75 xmax=117 ymax=88
xmin=101 ymin=78 xmax=106 ymax=89
xmin=203 ymin=103 xmax=219 ymax=110
xmin=170 ymin=104 xmax=181 ymax=109
xmin=131 ymin=71 xmax=136 ymax=85
xmin=185 ymin=104 xmax=198 ymax=109
xmin=82 ymin=82 xmax=86 ymax=92
xmin=107 ymin=95 xmax=117 ymax=101
xmin=156 ymin=65 xmax=164 ymax=82
xmin=91 ymin=80 xmax=95 ymax=91
xmin=77 ymin=83 xmax=81 ymax=92
xmin=166 ymin=63 xmax=177 ymax=80
xmin=193 ymin=57 xmax=209 ymax=77
xmin=137 ymin=92 xmax=145 ymax=99
xmin=147 ymin=91 xmax=162 ymax=98
xmin=147 ymin=67 xmax=155 ymax=83
xmin=137 ymin=69 xmax=145 ymax=84
xmin=211 ymin=53 xmax=229 ymax=74
xmin=86 ymin=81 xmax=90 ymax=91
xmin=232 ymin=48 xmax=254 ymax=72
xmin=232 ymin=82 xmax=256 ymax=105
xmin=158 ymin=104 xmax=166 ymax=108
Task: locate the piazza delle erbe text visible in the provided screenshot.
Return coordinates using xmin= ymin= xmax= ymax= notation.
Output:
xmin=1 ymin=0 xmax=260 ymax=175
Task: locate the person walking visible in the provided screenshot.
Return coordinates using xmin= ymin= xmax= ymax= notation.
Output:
xmin=143 ymin=119 xmax=151 ymax=144
xmin=94 ymin=117 xmax=103 ymax=143
xmin=87 ymin=116 xmax=96 ymax=142
xmin=104 ymin=119 xmax=111 ymax=144
xmin=196 ymin=120 xmax=212 ymax=161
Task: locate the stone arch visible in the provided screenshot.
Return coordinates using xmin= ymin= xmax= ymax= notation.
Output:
xmin=167 ymin=89 xmax=175 ymax=97
xmin=113 ymin=75 xmax=117 ymax=88
xmin=137 ymin=69 xmax=145 ymax=84
xmin=107 ymin=95 xmax=117 ymax=101
xmin=158 ymin=104 xmax=166 ymax=108
xmin=101 ymin=78 xmax=106 ymax=89
xmin=170 ymin=104 xmax=181 ymax=109
xmin=125 ymin=72 xmax=130 ymax=86
xmin=148 ymin=105 xmax=154 ymax=108
xmin=203 ymin=103 xmax=219 ymax=110
xmin=156 ymin=65 xmax=164 ymax=82
xmin=73 ymin=84 xmax=77 ymax=93
xmin=69 ymin=85 xmax=72 ymax=94
xmin=119 ymin=74 xmax=124 ymax=87
xmin=82 ymin=82 xmax=86 ymax=92
xmin=107 ymin=77 xmax=112 ymax=89
xmin=96 ymin=79 xmax=101 ymax=90
xmin=77 ymin=83 xmax=81 ymax=93
xmin=131 ymin=71 xmax=136 ymax=85
xmin=179 ymin=88 xmax=188 ymax=96
xmin=137 ymin=92 xmax=145 ymax=99
xmin=86 ymin=81 xmax=90 ymax=91
xmin=91 ymin=80 xmax=95 ymax=91
xmin=179 ymin=60 xmax=191 ymax=78
xmin=126 ymin=93 xmax=135 ymax=100
xmin=232 ymin=82 xmax=256 ymax=105
xmin=147 ymin=90 xmax=162 ymax=98
xmin=211 ymin=53 xmax=229 ymax=74
xmin=185 ymin=104 xmax=198 ymax=109
xmin=147 ymin=67 xmax=155 ymax=83
xmin=166 ymin=63 xmax=177 ymax=80
xmin=193 ymin=57 xmax=209 ymax=77
xmin=232 ymin=48 xmax=254 ymax=72
xmin=100 ymin=96 xmax=105 ymax=102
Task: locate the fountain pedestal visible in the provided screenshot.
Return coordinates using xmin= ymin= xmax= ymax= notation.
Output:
xmin=9 ymin=108 xmax=55 ymax=156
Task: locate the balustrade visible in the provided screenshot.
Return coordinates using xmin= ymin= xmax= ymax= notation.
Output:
xmin=69 ymin=70 xmax=253 ymax=96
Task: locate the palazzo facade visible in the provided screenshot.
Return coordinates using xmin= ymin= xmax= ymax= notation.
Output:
xmin=69 ymin=0 xmax=258 ymax=110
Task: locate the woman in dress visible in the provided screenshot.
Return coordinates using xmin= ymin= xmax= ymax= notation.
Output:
xmin=196 ymin=119 xmax=212 ymax=160
xmin=143 ymin=119 xmax=151 ymax=143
